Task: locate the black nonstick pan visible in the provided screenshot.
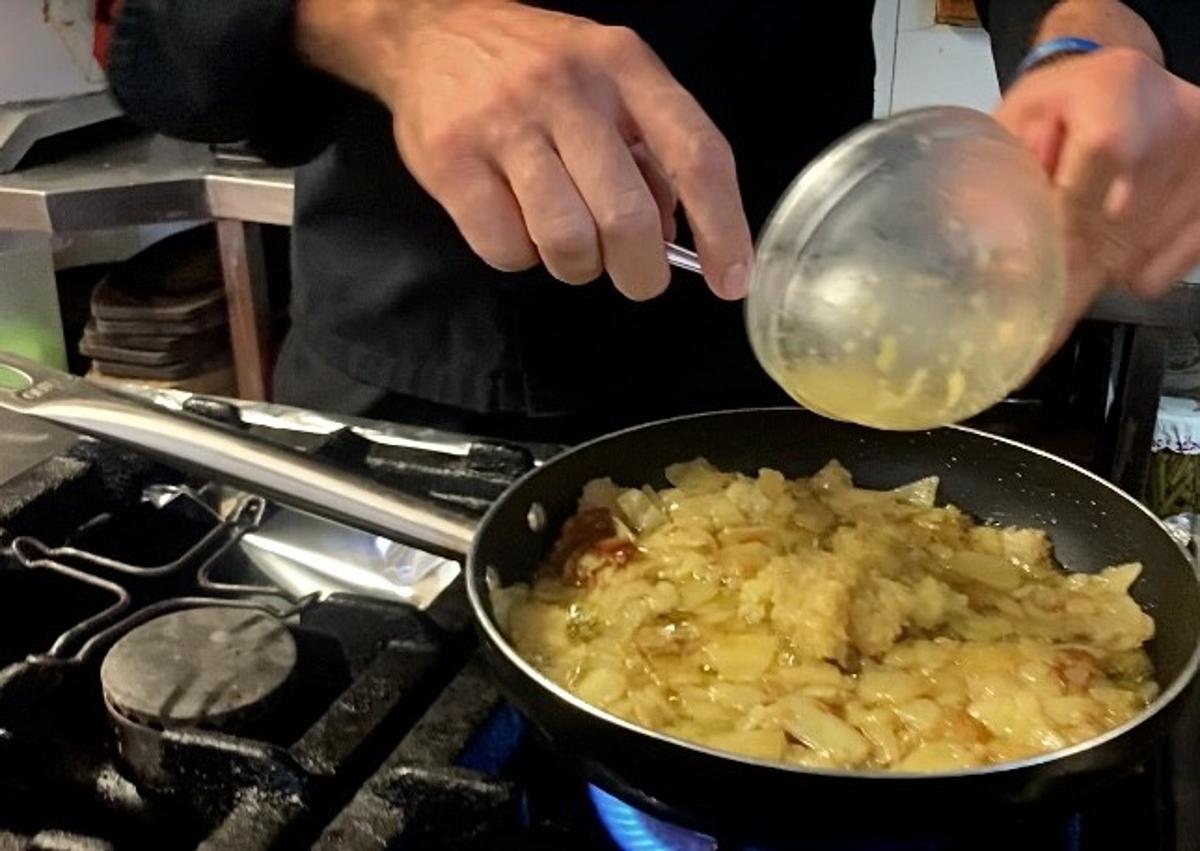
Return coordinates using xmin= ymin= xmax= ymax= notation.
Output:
xmin=2 ymin=353 xmax=1197 ymax=842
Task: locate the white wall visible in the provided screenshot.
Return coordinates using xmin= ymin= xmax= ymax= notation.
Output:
xmin=876 ymin=0 xmax=1001 ymax=115
xmin=871 ymin=0 xmax=901 ymax=117
xmin=0 ymin=0 xmax=105 ymax=104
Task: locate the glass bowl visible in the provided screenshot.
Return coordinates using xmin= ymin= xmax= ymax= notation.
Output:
xmin=746 ymin=107 xmax=1065 ymax=430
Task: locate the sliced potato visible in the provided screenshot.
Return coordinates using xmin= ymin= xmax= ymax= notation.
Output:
xmin=893 ymin=698 xmax=942 ymax=734
xmin=706 ymin=728 xmax=786 ymax=761
xmin=677 ymin=686 xmax=734 ymax=726
xmin=579 ymin=477 xmax=620 ymax=511
xmin=678 ymin=579 xmax=720 ymax=610
xmin=845 ymin=705 xmax=902 ymax=765
xmin=891 ymin=476 xmax=939 ymax=508
xmin=777 ymin=695 xmax=870 ymax=765
xmin=665 ymin=459 xmax=728 ymax=493
xmin=617 ymin=487 xmax=667 ymax=533
xmin=708 ymin=681 xmax=766 ymax=712
xmin=856 ymin=668 xmax=926 ymax=705
xmin=897 ymin=741 xmax=980 ymax=772
xmin=574 ymin=667 xmax=627 ymax=706
xmin=947 ymin=550 xmax=1024 ymax=591
xmin=705 ymin=634 xmax=779 ymax=682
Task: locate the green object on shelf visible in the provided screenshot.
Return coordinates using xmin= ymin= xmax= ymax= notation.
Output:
xmin=0 ymin=322 xmax=67 ymax=371
xmin=1148 ymin=452 xmax=1200 ymax=518
xmin=0 ymin=234 xmax=69 ymax=371
xmin=1148 ymin=396 xmax=1200 ymax=517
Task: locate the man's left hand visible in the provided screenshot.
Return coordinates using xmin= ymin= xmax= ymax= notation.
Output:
xmin=996 ymin=47 xmax=1200 ymax=322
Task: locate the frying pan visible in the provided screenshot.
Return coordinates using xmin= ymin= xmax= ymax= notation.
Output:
xmin=2 ymin=352 xmax=1197 ymax=841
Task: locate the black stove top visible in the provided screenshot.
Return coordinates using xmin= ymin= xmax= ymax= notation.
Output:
xmin=0 ymin=397 xmax=1196 ymax=851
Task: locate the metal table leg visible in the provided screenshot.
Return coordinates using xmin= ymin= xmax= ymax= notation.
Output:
xmin=1095 ymin=324 xmax=1168 ymax=498
xmin=216 ymin=220 xmax=272 ymax=401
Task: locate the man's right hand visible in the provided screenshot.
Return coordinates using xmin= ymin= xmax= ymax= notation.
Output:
xmin=296 ymin=0 xmax=753 ymax=300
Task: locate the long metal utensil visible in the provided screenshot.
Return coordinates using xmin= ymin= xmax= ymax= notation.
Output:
xmin=665 ymin=242 xmax=702 ymax=275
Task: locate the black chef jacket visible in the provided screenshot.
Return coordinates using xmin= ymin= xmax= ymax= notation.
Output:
xmin=108 ymin=0 xmax=1199 ymax=437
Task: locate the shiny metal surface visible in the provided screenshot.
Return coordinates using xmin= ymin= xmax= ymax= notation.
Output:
xmin=0 ymin=93 xmax=122 ymax=174
xmin=239 ymin=507 xmax=461 ymax=609
xmin=665 ymin=242 xmax=701 ymax=275
xmin=0 ymin=407 xmax=76 ymax=486
xmin=0 ymin=134 xmax=291 ymax=231
xmin=119 ymin=385 xmax=564 ymax=463
xmin=0 ymin=352 xmax=476 ymax=559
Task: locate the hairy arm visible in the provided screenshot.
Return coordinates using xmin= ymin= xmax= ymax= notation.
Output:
xmin=289 ymin=0 xmax=753 ymax=299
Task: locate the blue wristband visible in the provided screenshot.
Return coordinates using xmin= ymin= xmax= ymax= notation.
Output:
xmin=1016 ymin=37 xmax=1102 ymax=77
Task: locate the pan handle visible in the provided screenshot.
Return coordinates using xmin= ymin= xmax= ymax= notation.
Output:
xmin=0 ymin=353 xmax=476 ymax=560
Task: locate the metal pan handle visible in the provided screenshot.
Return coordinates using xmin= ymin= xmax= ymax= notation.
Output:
xmin=0 ymin=353 xmax=476 ymax=560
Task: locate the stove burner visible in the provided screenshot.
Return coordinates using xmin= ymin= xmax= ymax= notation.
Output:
xmin=100 ymin=606 xmax=297 ymax=730
xmin=589 ymin=785 xmax=717 ymax=851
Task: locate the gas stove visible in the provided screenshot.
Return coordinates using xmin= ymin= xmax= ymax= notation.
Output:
xmin=0 ymin=394 xmax=1196 ymax=851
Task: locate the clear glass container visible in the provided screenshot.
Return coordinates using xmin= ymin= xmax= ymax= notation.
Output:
xmin=746 ymin=107 xmax=1065 ymax=430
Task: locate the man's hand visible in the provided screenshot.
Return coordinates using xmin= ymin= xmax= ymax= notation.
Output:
xmin=995 ymin=2 xmax=1200 ymax=327
xmin=296 ymin=0 xmax=752 ymax=300
xmin=998 ymin=50 xmax=1200 ymax=313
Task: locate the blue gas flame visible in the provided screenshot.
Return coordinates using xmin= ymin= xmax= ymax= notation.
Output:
xmin=588 ymin=783 xmax=1083 ymax=851
xmin=588 ymin=785 xmax=718 ymax=851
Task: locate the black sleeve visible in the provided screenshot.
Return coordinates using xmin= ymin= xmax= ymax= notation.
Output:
xmin=975 ymin=0 xmax=1055 ymax=89
xmin=1122 ymin=0 xmax=1200 ymax=85
xmin=107 ymin=0 xmax=347 ymax=166
xmin=978 ymin=0 xmax=1200 ymax=89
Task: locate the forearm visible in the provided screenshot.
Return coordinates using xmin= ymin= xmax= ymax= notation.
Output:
xmin=295 ymin=0 xmax=407 ymax=103
xmin=295 ymin=0 xmax=479 ymax=108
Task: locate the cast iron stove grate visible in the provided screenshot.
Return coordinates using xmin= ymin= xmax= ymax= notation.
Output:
xmin=0 ymin=412 xmax=539 ymax=851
